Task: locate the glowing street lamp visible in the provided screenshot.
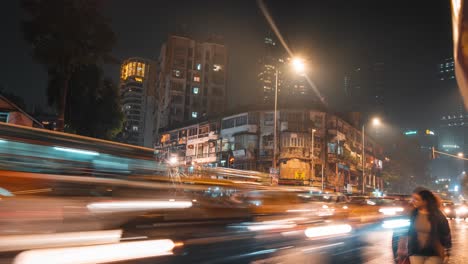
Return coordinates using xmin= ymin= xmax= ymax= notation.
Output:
xmin=291 ymin=57 xmax=306 ymax=74
xmin=168 ymin=156 xmax=178 ymax=165
xmin=372 ymin=117 xmax=381 ymax=126
xmin=458 ymin=152 xmax=464 ymax=158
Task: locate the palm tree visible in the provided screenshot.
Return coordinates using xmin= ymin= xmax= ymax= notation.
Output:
xmin=21 ymin=0 xmax=116 ymax=131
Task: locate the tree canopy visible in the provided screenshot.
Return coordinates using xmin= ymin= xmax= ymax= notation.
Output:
xmin=21 ymin=0 xmax=116 ymax=130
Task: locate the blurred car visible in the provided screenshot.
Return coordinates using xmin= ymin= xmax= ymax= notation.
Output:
xmin=442 ymin=200 xmax=456 ymax=219
xmin=347 ymin=197 xmax=408 ymax=216
xmin=239 ymin=188 xmax=348 ymax=220
xmin=455 ymin=201 xmax=468 ymax=219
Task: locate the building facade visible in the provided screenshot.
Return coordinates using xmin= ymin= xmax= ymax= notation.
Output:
xmin=0 ymin=95 xmax=43 ymax=128
xmin=157 ymin=35 xmax=227 ymax=129
xmin=120 ymin=57 xmax=157 ymax=147
xmin=156 ymin=109 xmax=384 ymax=193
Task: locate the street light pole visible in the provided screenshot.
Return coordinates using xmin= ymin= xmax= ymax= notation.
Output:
xmin=273 ymin=68 xmax=279 ymax=172
xmin=361 ymin=117 xmax=381 ymax=194
xmin=310 ymin=128 xmax=316 ymax=186
xmin=362 ymin=124 xmax=365 ymax=194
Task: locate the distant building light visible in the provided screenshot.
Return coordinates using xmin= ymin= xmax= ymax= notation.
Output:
xmin=404 ymin=130 xmax=417 ymax=135
xmin=442 ymin=145 xmax=460 ymax=149
xmin=196 ymin=63 xmax=202 ymax=70
xmin=192 ymin=112 xmax=198 ymax=118
xmin=192 ymin=87 xmax=199 ymax=94
xmin=132 ymin=126 xmax=138 ymax=132
xmin=425 ymin=130 xmax=435 ymax=135
xmin=135 ymin=77 xmax=143 ymax=82
xmin=213 ymin=64 xmax=222 ymax=72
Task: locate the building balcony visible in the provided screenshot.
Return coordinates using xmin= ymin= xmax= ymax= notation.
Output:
xmin=189 ymin=153 xmax=217 ymax=164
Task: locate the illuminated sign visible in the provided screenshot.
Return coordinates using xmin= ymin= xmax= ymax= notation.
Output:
xmin=425 ymin=130 xmax=435 ymax=135
xmin=442 ymin=145 xmax=460 ymax=149
xmin=404 ymin=130 xmax=417 ymax=135
xmin=294 ymin=171 xmax=305 ymax=179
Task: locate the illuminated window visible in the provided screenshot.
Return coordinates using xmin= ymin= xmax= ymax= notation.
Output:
xmin=213 ymin=64 xmax=222 ymax=72
xmin=192 ymin=112 xmax=198 ymax=118
xmin=192 ymin=87 xmax=199 ymax=94
xmin=132 ymin=126 xmax=139 ymax=132
xmin=194 ymin=76 xmax=201 ymax=82
xmin=196 ymin=63 xmax=202 ymax=70
xmin=140 ymin=63 xmax=145 ymax=77
xmin=135 ymin=77 xmax=143 ymax=82
xmin=173 ymin=69 xmax=182 ymax=78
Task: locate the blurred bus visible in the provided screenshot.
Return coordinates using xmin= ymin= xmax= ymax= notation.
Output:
xmin=0 ymin=122 xmax=163 ymax=178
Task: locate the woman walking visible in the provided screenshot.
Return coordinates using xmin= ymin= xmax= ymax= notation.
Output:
xmin=408 ymin=189 xmax=451 ymax=264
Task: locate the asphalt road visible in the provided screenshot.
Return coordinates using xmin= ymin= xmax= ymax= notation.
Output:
xmin=363 ymin=219 xmax=468 ymax=264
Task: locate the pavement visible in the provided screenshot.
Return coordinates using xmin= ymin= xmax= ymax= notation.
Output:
xmin=363 ymin=219 xmax=468 ymax=264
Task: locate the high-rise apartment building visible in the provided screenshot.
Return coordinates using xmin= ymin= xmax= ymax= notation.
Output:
xmin=343 ymin=62 xmax=386 ymax=115
xmin=258 ymin=36 xmax=317 ymax=108
xmin=258 ymin=37 xmax=282 ymax=105
xmin=120 ymin=57 xmax=157 ymax=147
xmin=437 ymin=58 xmax=455 ymax=81
xmin=157 ymin=35 xmax=227 ymax=128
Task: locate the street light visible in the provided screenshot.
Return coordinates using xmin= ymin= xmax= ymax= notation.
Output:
xmin=272 ymin=57 xmax=306 ymax=181
xmin=310 ymin=129 xmax=316 ymax=187
xmin=292 ymin=57 xmax=306 ymax=74
xmin=372 ymin=117 xmax=381 ymax=126
xmin=458 ymin=152 xmax=464 ymax=158
xmin=362 ymin=117 xmax=381 ymax=194
xmin=169 ymin=156 xmax=178 ymax=165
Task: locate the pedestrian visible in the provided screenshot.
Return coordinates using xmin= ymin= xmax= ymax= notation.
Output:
xmin=407 ymin=189 xmax=451 ymax=264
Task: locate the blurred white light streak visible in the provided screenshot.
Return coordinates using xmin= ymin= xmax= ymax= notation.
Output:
xmin=304 ymin=224 xmax=352 ymax=238
xmin=13 ymin=239 xmax=175 ymax=264
xmin=248 ymin=224 xmax=296 ymax=231
xmin=378 ymin=207 xmax=404 ymax=216
xmin=286 ymin=209 xmax=313 ymax=213
xmin=53 ymin=147 xmax=99 ymax=156
xmin=0 ymin=230 xmax=122 ymax=252
xmin=87 ymin=200 xmax=192 ymax=212
xmin=382 ymin=219 xmax=410 ymax=229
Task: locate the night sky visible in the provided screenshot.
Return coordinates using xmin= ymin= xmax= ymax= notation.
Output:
xmin=0 ymin=0 xmax=454 ymax=128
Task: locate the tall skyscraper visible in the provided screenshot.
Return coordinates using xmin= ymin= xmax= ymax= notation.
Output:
xmin=433 ymin=57 xmax=467 ymax=186
xmin=436 ymin=57 xmax=464 ymax=115
xmin=258 ymin=36 xmax=317 ymax=108
xmin=157 ymin=35 xmax=227 ymax=128
xmin=437 ymin=58 xmax=455 ymax=81
xmin=120 ymin=57 xmax=157 ymax=147
xmin=258 ymin=37 xmax=282 ymax=105
xmin=343 ymin=62 xmax=386 ymax=115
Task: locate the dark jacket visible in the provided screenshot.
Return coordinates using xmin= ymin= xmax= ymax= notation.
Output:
xmin=408 ymin=209 xmax=452 ymax=257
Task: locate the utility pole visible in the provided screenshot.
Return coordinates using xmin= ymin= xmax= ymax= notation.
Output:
xmin=362 ymin=125 xmax=366 ymax=194
xmin=272 ymin=68 xmax=278 ymax=171
xmin=310 ymin=128 xmax=316 ymax=186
